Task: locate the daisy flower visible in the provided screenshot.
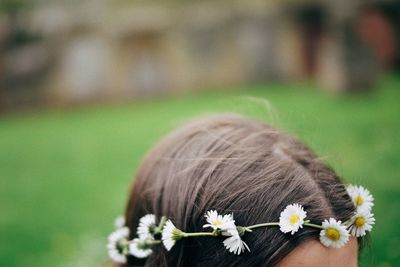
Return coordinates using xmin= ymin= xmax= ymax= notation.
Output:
xmin=128 ymin=238 xmax=153 ymax=258
xmin=203 ymin=210 xmax=249 ymax=254
xmin=107 ymin=226 xmax=130 ymax=263
xmin=137 ymin=214 xmax=157 ymax=240
xmin=347 ymin=185 xmax=374 ymax=211
xmin=319 ymin=218 xmax=349 ymax=248
xmin=162 ymin=220 xmax=183 ymax=251
xmin=279 ymin=203 xmax=307 ymax=235
xmin=222 ymin=228 xmax=250 ymax=255
xmin=203 ymin=210 xmax=236 ymax=231
xmin=348 ymin=209 xmax=375 ymax=237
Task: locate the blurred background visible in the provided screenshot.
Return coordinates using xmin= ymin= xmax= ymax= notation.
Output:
xmin=0 ymin=0 xmax=399 ymax=266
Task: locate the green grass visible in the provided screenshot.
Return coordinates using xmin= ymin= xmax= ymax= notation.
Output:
xmin=0 ymin=75 xmax=399 ymax=267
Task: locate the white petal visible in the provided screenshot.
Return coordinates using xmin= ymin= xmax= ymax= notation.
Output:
xmin=107 ymin=227 xmax=130 ymax=263
xmin=129 ymin=239 xmax=153 ymax=258
xmin=319 ymin=218 xmax=349 ymax=248
xmin=279 ymin=203 xmax=307 ymax=235
xmin=348 ymin=209 xmax=375 ymax=237
xmin=162 ymin=220 xmax=177 ymax=251
xmin=137 ymin=214 xmax=156 ymax=240
xmin=347 ymin=185 xmax=374 ymax=211
xmin=203 ymin=210 xmax=236 ymax=231
xmin=223 ymin=233 xmax=250 ymax=255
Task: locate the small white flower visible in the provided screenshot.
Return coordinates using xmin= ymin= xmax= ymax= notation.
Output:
xmin=319 ymin=218 xmax=349 ymax=248
xmin=107 ymin=227 xmax=130 ymax=263
xmin=203 ymin=210 xmax=236 ymax=231
xmin=347 ymin=185 xmax=374 ymax=211
xmin=114 ymin=216 xmax=126 ymax=228
xmin=348 ymin=209 xmax=375 ymax=237
xmin=203 ymin=210 xmax=249 ymax=254
xmin=137 ymin=214 xmax=156 ymax=240
xmin=279 ymin=203 xmax=307 ymax=235
xmin=222 ymin=228 xmax=250 ymax=255
xmin=128 ymin=238 xmax=153 ymax=258
xmin=162 ymin=220 xmax=183 ymax=251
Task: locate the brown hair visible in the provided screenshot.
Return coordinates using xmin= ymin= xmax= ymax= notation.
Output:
xmin=122 ymin=113 xmax=356 ymax=267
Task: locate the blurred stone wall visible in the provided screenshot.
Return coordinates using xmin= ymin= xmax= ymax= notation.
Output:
xmin=0 ymin=0 xmax=398 ymax=110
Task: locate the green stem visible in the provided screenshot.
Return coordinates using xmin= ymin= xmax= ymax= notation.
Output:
xmin=182 ymin=231 xmax=218 ymax=237
xmin=154 ymin=216 xmax=167 ymax=234
xmin=246 ymin=222 xmax=280 ymax=230
xmin=161 ymin=221 xmax=325 ymax=240
xmin=131 ymin=239 xmax=162 ymax=250
xmin=144 ymin=240 xmax=162 ymax=245
xmin=304 ymin=222 xmax=324 ymax=230
xmin=246 ymin=222 xmax=324 ymax=231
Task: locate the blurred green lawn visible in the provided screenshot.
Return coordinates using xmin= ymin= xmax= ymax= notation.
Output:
xmin=0 ymin=76 xmax=399 ymax=267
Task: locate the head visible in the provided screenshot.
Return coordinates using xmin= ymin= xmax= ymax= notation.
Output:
xmin=123 ymin=113 xmax=359 ymax=266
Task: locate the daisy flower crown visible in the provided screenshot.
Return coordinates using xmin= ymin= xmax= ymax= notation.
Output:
xmin=107 ymin=184 xmax=375 ymax=263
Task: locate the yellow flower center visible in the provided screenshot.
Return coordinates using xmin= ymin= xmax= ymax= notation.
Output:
xmin=355 ymin=217 xmax=366 ymax=227
xmin=289 ymin=214 xmax=300 ymax=225
xmin=212 ymin=220 xmax=223 ymax=227
xmin=354 ymin=195 xmax=364 ymax=206
xmin=326 ymin=227 xmax=341 ymax=241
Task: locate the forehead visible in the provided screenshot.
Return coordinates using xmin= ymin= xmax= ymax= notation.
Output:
xmin=276 ymin=237 xmax=358 ymax=267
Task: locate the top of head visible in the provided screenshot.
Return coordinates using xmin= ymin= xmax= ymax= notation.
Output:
xmin=124 ymin=113 xmax=356 ymax=266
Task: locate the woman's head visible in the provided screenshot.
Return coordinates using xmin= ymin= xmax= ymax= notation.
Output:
xmin=124 ymin=114 xmax=357 ymax=266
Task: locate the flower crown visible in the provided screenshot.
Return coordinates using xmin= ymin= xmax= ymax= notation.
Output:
xmin=107 ymin=185 xmax=375 ymax=263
